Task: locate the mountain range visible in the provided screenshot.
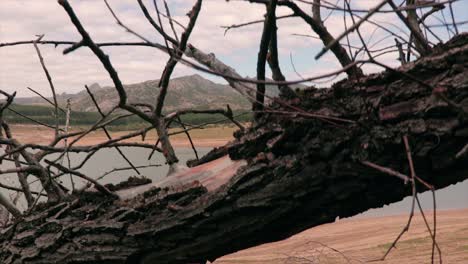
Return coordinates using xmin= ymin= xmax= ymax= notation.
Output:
xmin=15 ymin=74 xmax=298 ymax=113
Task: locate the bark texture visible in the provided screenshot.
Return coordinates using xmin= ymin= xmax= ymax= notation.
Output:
xmin=1 ymin=34 xmax=468 ymax=264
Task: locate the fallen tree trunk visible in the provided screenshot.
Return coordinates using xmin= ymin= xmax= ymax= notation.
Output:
xmin=1 ymin=34 xmax=468 ymax=264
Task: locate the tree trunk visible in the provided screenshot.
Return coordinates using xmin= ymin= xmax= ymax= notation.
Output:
xmin=1 ymin=34 xmax=468 ymax=264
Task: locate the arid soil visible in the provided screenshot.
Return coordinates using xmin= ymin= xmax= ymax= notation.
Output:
xmin=10 ymin=124 xmax=236 ymax=147
xmin=216 ymin=209 xmax=468 ymax=263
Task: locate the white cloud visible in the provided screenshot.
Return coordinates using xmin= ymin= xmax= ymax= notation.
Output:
xmin=0 ymin=0 xmax=465 ymax=99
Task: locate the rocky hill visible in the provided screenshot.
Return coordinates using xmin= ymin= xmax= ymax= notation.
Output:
xmin=16 ymin=74 xmax=291 ymax=113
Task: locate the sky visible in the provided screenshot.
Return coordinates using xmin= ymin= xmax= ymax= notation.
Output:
xmin=0 ymin=0 xmax=467 ymax=98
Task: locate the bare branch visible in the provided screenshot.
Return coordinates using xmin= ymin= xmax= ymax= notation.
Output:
xmin=33 ymin=35 xmax=60 ymax=138
xmin=361 ymin=160 xmax=411 ymax=183
xmin=84 ymin=84 xmax=141 ymax=175
xmin=58 ymin=0 xmax=151 ymax=124
xmin=267 ymin=5 xmax=298 ymax=100
xmin=0 ymin=192 xmax=21 ymax=219
xmin=258 ymin=0 xmax=364 ymax=78
xmin=27 ymin=87 xmax=66 ymax=113
xmin=315 ymin=0 xmax=389 ymax=60
xmin=388 ymin=0 xmax=431 ymax=55
xmin=163 ymin=0 xmax=179 ymax=42
xmin=254 ymin=0 xmax=278 ymax=117
xmin=45 ymin=160 xmax=118 ymax=199
xmin=221 ymin=14 xmax=295 ymax=35
xmin=152 ymin=0 xmax=203 ymax=167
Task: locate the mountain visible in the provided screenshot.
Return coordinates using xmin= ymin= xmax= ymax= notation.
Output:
xmin=15 ymin=74 xmax=304 ymax=113
xmin=14 ymin=92 xmax=80 ymax=106
xmin=75 ymin=74 xmax=253 ymax=112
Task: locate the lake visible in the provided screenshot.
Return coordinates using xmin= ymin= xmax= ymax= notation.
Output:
xmin=0 ymin=147 xmax=467 ymax=217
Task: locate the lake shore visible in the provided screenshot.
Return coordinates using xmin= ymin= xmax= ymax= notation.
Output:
xmin=10 ymin=124 xmax=235 ymax=148
xmin=216 ymin=208 xmax=468 ymax=263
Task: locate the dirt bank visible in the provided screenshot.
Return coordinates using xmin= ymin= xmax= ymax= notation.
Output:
xmin=10 ymin=124 xmax=235 ymax=148
xmin=216 ymin=209 xmax=468 ymax=263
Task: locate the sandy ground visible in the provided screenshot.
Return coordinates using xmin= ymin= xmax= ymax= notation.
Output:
xmin=9 ymin=124 xmax=236 ymax=148
xmin=216 ymin=209 xmax=468 ymax=264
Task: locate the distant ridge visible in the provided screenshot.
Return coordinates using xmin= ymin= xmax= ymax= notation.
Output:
xmin=15 ymin=74 xmax=304 ymax=112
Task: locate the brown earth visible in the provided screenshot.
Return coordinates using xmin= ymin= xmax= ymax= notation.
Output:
xmin=216 ymin=209 xmax=468 ymax=264
xmin=9 ymin=124 xmax=235 ymax=148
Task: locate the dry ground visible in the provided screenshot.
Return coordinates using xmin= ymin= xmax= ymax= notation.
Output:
xmin=216 ymin=209 xmax=468 ymax=264
xmin=10 ymin=124 xmax=236 ymax=147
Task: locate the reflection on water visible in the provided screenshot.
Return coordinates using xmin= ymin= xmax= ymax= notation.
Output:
xmin=0 ymin=147 xmax=466 ymax=216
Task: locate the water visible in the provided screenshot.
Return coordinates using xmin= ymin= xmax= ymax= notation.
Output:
xmin=0 ymin=147 xmax=466 ymax=216
xmin=0 ymin=147 xmax=211 ymax=211
xmin=66 ymin=147 xmax=212 ymax=185
xmin=358 ymin=179 xmax=468 ymax=218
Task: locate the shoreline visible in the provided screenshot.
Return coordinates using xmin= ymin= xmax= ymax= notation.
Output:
xmin=10 ymin=124 xmax=234 ymax=148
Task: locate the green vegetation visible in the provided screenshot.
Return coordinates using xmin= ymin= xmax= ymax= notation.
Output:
xmin=5 ymin=104 xmax=100 ymax=126
xmin=4 ymin=104 xmax=252 ymax=129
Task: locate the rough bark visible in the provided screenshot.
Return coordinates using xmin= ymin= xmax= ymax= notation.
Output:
xmin=1 ymin=34 xmax=468 ymax=264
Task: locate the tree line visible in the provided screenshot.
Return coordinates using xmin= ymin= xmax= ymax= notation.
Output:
xmin=4 ymin=104 xmax=252 ymax=129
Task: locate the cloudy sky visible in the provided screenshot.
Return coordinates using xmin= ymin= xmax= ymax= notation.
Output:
xmin=0 ymin=0 xmax=467 ymax=98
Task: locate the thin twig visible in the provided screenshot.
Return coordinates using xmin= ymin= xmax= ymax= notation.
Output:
xmin=361 ymin=160 xmax=411 ymax=183
xmin=45 ymin=159 xmax=118 ymax=198
xmin=33 ymin=35 xmax=60 ymax=138
xmin=373 ymin=135 xmax=418 ymax=261
xmin=315 ymin=0 xmax=389 ymax=59
xmin=84 ymin=84 xmax=141 ymax=175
